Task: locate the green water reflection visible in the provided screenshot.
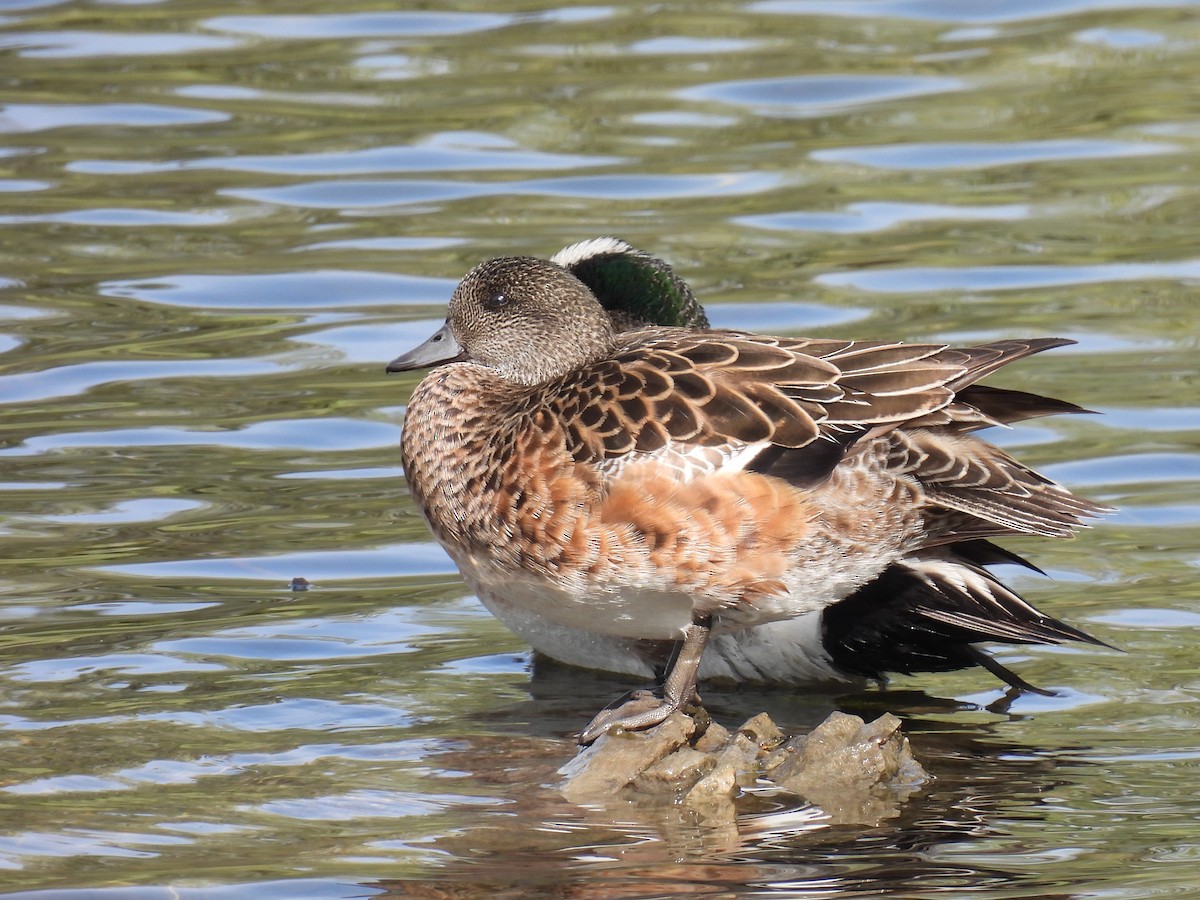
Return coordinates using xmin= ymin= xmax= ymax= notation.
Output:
xmin=0 ymin=0 xmax=1198 ymax=897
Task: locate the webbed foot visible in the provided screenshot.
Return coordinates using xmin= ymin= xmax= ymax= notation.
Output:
xmin=577 ymin=689 xmax=698 ymax=744
xmin=576 ymin=615 xmax=712 ymax=745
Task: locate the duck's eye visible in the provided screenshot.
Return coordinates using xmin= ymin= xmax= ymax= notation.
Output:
xmin=483 ymin=291 xmax=509 ymax=310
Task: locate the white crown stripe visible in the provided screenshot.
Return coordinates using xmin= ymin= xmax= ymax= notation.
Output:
xmin=551 ymin=237 xmax=637 ymax=268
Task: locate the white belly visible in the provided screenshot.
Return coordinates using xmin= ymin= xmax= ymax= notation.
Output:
xmin=459 ymin=559 xmax=696 ymax=640
xmin=446 ymin=499 xmax=899 ymax=685
xmin=476 ymin=586 xmax=851 ymax=685
xmin=454 ymin=537 xmax=883 ymax=641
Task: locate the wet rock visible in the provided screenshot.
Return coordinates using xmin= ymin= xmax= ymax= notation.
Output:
xmin=559 ymin=710 xmax=695 ymax=803
xmin=738 ymin=712 xmax=785 ymax=749
xmin=763 ymin=711 xmax=928 ymax=825
xmin=632 ymin=746 xmax=715 ymax=795
xmin=692 ymin=719 xmax=730 ymax=753
xmin=680 ymin=713 xmax=783 ymax=807
xmin=560 ymin=708 xmax=928 ymax=827
xmin=680 ymin=729 xmax=758 ymax=807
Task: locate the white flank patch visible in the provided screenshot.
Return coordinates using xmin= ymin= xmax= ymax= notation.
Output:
xmin=722 ymin=439 xmax=773 ymax=473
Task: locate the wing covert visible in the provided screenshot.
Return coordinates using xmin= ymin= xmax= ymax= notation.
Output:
xmin=538 ymin=333 xmax=972 ymax=469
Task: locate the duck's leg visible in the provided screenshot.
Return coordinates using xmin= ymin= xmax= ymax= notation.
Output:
xmin=577 ymin=615 xmax=712 ymax=745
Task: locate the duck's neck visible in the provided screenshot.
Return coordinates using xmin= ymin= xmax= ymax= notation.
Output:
xmin=401 ymin=364 xmax=544 ymax=552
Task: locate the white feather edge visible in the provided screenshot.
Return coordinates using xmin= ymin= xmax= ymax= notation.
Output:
xmin=550 ymin=237 xmax=637 ymax=268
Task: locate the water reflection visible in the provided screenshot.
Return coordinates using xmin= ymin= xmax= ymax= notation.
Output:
xmin=0 ymin=0 xmax=1197 ymax=895
xmin=0 ymin=103 xmax=228 ymax=131
xmin=357 ymin=679 xmax=1104 ymax=897
xmin=681 ymin=74 xmax=963 ymax=116
xmin=810 ymin=139 xmax=1176 ymax=170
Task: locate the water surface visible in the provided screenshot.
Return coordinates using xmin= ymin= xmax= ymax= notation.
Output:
xmin=1 ymin=1 xmax=1198 ymax=897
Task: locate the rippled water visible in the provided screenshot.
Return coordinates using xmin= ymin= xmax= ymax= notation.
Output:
xmin=1 ymin=1 xmax=1198 ymax=897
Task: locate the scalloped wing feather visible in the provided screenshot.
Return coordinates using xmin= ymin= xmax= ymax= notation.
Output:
xmin=887 ymin=429 xmax=1110 ymax=538
xmin=545 ymin=333 xmax=973 ymax=477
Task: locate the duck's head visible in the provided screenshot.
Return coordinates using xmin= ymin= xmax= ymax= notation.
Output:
xmin=386 ymin=254 xmax=618 ymax=385
xmin=386 ymin=238 xmax=708 ymax=385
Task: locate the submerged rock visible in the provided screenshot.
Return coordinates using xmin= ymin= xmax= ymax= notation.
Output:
xmin=560 ymin=708 xmax=928 ymax=826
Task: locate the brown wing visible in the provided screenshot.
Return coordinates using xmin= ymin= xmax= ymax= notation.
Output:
xmin=885 ymin=429 xmax=1108 ymax=539
xmin=533 ymin=330 xmax=970 ymax=467
xmin=907 ymin=339 xmax=1093 ymax=430
xmin=872 ymin=338 xmax=1110 ymax=539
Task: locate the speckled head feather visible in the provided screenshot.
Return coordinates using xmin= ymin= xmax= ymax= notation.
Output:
xmin=451 ymin=255 xmax=621 ymax=384
xmin=394 ymin=255 xmax=621 ymax=386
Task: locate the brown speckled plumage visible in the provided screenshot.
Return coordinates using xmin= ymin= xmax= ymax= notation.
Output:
xmin=389 ymin=241 xmax=1109 ymax=741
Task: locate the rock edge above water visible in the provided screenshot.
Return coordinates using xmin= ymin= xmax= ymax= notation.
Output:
xmin=560 ymin=710 xmax=928 ymax=827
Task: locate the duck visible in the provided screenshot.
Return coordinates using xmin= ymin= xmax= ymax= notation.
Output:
xmin=387 ymin=238 xmax=1108 ymax=743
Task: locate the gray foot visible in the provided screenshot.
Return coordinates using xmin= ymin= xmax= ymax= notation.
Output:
xmin=577 ymin=689 xmax=697 ymax=745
